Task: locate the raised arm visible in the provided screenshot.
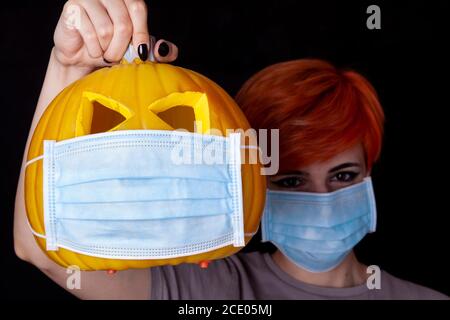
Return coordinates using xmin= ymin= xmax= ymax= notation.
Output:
xmin=14 ymin=0 xmax=155 ymax=299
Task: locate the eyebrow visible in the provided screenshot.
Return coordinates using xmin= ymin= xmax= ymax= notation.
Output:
xmin=275 ymin=170 xmax=309 ymax=176
xmin=275 ymin=162 xmax=361 ymax=177
xmin=328 ymin=162 xmax=361 ymax=173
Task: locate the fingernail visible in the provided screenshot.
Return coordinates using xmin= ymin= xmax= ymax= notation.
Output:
xmin=158 ymin=41 xmax=170 ymax=57
xmin=103 ymin=57 xmax=112 ymax=64
xmin=138 ymin=43 xmax=148 ymax=61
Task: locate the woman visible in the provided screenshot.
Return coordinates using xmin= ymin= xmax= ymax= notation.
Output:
xmin=14 ymin=0 xmax=447 ymax=299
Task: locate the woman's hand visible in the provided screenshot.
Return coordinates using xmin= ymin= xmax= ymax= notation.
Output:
xmin=53 ymin=0 xmax=150 ymax=69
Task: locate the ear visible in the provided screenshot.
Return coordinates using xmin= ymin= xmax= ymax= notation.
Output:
xmin=75 ymin=91 xmax=134 ymax=136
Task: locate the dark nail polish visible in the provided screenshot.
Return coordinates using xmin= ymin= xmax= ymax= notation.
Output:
xmin=158 ymin=41 xmax=170 ymax=57
xmin=138 ymin=43 xmax=149 ymax=61
xmin=103 ymin=57 xmax=112 ymax=64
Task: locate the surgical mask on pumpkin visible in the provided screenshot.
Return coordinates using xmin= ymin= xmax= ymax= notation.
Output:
xmin=25 ymin=130 xmax=246 ymax=259
xmin=261 ymin=177 xmax=377 ymax=273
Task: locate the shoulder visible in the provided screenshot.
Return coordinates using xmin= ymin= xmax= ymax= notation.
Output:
xmin=150 ymin=251 xmax=266 ymax=299
xmin=206 ymin=250 xmax=269 ymax=284
xmin=228 ymin=250 xmax=268 ymax=267
xmin=380 ymin=270 xmax=448 ymax=300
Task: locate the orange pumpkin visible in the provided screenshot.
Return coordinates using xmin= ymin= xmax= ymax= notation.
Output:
xmin=25 ymin=59 xmax=266 ymax=270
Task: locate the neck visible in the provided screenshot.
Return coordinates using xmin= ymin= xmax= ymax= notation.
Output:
xmin=272 ymin=250 xmax=368 ymax=288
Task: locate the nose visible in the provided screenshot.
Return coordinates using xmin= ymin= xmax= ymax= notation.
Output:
xmin=307 ymin=181 xmax=331 ymax=193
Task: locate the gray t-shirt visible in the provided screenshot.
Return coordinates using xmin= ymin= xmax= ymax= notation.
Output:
xmin=150 ymin=251 xmax=448 ymax=300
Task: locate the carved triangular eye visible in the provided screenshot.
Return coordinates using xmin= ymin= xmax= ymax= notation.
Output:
xmin=148 ymin=92 xmax=210 ymax=133
xmin=157 ymin=106 xmax=196 ymax=132
xmin=76 ymin=92 xmax=134 ymax=136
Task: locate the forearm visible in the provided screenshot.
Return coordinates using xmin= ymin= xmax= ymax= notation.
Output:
xmin=32 ymin=47 xmax=93 ymax=137
xmin=14 ymin=48 xmax=92 ymax=264
xmin=13 ymin=0 xmax=156 ymax=299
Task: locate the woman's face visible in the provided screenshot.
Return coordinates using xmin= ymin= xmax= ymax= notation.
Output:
xmin=268 ymin=143 xmax=368 ymax=193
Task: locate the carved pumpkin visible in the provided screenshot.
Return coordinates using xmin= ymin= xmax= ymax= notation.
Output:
xmin=25 ymin=60 xmax=265 ymax=270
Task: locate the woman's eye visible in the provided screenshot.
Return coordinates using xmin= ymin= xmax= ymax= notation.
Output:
xmin=331 ymin=171 xmax=359 ymax=183
xmin=272 ymin=177 xmax=304 ymax=188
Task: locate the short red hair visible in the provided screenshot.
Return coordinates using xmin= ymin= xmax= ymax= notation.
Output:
xmin=236 ymin=59 xmax=385 ymax=171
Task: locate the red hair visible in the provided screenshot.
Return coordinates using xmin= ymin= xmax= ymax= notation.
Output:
xmin=236 ymin=59 xmax=385 ymax=171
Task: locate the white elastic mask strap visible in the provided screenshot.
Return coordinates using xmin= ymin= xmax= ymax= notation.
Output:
xmin=24 ymin=155 xmax=47 ymax=239
xmin=25 ymin=155 xmax=44 ymax=167
xmin=240 ymin=145 xmax=259 ymax=150
xmin=25 ymin=215 xmax=46 ymax=239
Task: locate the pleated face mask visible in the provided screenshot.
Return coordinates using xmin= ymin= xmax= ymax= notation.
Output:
xmin=25 ymin=130 xmax=245 ymax=259
xmin=261 ymin=177 xmax=377 ymax=273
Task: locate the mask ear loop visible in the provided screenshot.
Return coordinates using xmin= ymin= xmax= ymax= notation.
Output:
xmin=240 ymin=145 xmax=259 ymax=150
xmin=24 ymin=155 xmax=47 ymax=239
xmin=26 ymin=216 xmax=46 ymax=239
xmin=25 ymin=155 xmax=43 ymax=167
xmin=239 ymin=144 xmax=262 ymax=238
xmin=244 ymin=229 xmax=259 ymax=237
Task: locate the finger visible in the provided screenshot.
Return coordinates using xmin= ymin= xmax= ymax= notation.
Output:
xmin=154 ymin=39 xmax=178 ymax=63
xmin=80 ymin=0 xmax=114 ymax=52
xmin=54 ymin=2 xmax=85 ymax=58
xmin=76 ymin=6 xmax=103 ymax=59
xmin=124 ymin=0 xmax=150 ymax=60
xmin=100 ymin=0 xmax=133 ymax=62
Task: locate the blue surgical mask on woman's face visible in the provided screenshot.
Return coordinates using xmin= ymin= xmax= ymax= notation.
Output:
xmin=261 ymin=177 xmax=377 ymax=273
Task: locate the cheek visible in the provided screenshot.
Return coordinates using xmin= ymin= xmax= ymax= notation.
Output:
xmin=266 ymin=178 xmax=280 ymax=190
xmin=354 ymin=174 xmax=366 ymax=183
xmin=361 ymin=166 xmax=369 ymax=178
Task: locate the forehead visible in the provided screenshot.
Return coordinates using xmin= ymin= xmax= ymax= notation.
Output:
xmin=284 ymin=143 xmax=365 ymax=173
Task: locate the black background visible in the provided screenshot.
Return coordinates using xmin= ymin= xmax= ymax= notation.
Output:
xmin=1 ymin=0 xmax=449 ymax=300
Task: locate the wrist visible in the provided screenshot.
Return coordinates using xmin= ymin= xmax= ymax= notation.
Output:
xmin=50 ymin=47 xmax=94 ymax=82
